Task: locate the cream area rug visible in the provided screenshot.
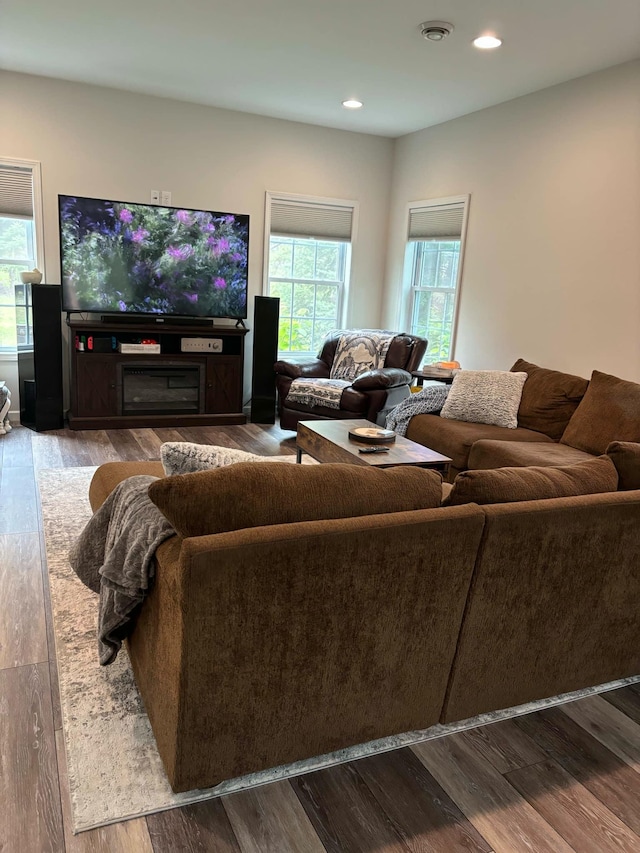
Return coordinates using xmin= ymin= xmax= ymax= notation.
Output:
xmin=39 ymin=467 xmax=640 ymax=833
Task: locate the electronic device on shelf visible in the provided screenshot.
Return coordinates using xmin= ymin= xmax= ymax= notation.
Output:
xmin=117 ymin=343 xmax=161 ymax=354
xmin=180 ymin=337 xmax=223 ymax=353
xmin=58 ymin=194 xmax=249 ymax=323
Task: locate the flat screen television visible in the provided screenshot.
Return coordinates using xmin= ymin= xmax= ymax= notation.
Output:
xmin=59 ymin=195 xmax=249 ymax=320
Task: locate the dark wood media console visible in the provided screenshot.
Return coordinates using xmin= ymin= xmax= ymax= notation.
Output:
xmin=67 ymin=319 xmax=248 ymax=429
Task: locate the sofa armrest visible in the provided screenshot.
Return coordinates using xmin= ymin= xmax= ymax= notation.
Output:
xmin=274 ymin=358 xmax=330 ymax=380
xmin=351 ymin=368 xmax=412 ymax=391
xmin=89 ymin=460 xmax=166 ymax=511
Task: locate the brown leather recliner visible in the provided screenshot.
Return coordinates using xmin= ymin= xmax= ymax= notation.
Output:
xmin=275 ymin=331 xmax=428 ymax=431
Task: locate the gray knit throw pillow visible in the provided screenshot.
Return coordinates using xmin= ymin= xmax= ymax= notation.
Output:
xmin=160 ymin=442 xmax=265 ymax=475
xmin=440 ymin=370 xmax=528 ymax=429
xmin=159 ymin=442 xmax=316 ymax=475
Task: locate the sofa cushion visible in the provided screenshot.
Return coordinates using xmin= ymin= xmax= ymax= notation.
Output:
xmin=440 ymin=370 xmax=528 ymax=429
xmin=148 ymin=462 xmax=444 ymax=538
xmin=561 ymin=370 xmax=640 ymax=454
xmin=606 ymin=441 xmax=640 ymax=490
xmin=444 ymin=456 xmax=618 ymax=507
xmin=511 ymin=358 xmax=589 ymax=440
xmin=468 ymin=440 xmax=594 ymax=471
xmin=406 ymin=413 xmax=553 ymax=473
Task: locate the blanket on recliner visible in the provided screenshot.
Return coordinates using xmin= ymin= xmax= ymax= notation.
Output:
xmin=69 ymin=474 xmax=175 ymax=665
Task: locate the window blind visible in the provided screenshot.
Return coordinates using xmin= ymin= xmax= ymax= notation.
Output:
xmin=408 ymin=202 xmax=464 ymax=242
xmin=270 ymin=200 xmax=353 ymax=242
xmin=0 ymin=165 xmax=34 ymax=218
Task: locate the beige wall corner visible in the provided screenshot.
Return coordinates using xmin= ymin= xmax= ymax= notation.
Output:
xmin=383 ymin=60 xmax=640 ymax=381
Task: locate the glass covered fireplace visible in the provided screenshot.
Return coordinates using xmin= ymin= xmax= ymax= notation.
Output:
xmin=120 ymin=362 xmax=205 ymax=415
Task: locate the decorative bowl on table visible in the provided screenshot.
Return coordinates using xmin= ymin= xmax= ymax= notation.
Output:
xmin=348 ymin=426 xmax=396 ymax=444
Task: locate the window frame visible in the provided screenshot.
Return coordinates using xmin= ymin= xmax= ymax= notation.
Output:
xmin=0 ymin=157 xmax=45 ymax=360
xmin=402 ymin=194 xmax=469 ymax=362
xmin=263 ymin=191 xmax=358 ymax=358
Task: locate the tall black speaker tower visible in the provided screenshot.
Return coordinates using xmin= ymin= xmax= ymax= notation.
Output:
xmin=250 ymin=295 xmax=279 ymax=424
xmin=18 ymin=284 xmax=64 ymax=431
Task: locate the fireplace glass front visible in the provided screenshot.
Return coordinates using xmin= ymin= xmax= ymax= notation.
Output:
xmin=120 ymin=363 xmax=205 ymax=415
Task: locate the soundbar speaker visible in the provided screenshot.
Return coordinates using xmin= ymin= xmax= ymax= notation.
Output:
xmin=18 ymin=284 xmax=64 ymax=431
xmin=250 ymin=295 xmax=279 ymax=424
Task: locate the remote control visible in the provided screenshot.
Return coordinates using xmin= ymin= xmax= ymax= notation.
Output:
xmin=358 ymin=446 xmax=390 ymax=453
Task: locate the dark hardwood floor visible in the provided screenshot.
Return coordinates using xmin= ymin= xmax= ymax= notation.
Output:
xmin=1 ymin=422 xmax=640 ymax=852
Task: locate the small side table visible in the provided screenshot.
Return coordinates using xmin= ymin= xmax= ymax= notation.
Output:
xmin=0 ymin=381 xmax=12 ymax=435
xmin=411 ymin=369 xmax=456 ymax=387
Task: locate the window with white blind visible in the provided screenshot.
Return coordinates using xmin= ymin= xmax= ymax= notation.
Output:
xmin=404 ymin=196 xmax=468 ymax=363
xmin=265 ymin=193 xmax=355 ymax=356
xmin=0 ymin=160 xmax=43 ymax=354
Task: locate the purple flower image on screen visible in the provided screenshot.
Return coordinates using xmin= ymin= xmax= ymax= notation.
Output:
xmin=59 ymin=196 xmax=249 ymax=319
xmin=167 ymin=245 xmax=194 ymax=261
xmin=209 ymin=238 xmax=230 ymax=257
xmin=131 ymin=228 xmax=149 ymax=244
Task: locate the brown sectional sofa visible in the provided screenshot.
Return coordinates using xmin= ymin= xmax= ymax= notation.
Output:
xmin=407 ymin=360 xmax=640 ymax=481
xmin=88 ymin=455 xmax=640 ymax=794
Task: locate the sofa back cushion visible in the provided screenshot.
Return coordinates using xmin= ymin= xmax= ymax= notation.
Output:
xmin=443 ymin=455 xmax=618 ymax=507
xmin=561 ymin=370 xmax=640 ymax=454
xmin=148 ymin=461 xmax=443 ymax=537
xmin=510 ymin=358 xmax=588 ymax=439
xmin=606 ymin=441 xmax=640 ymax=490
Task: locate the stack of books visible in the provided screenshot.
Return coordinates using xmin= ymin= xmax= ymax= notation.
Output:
xmin=420 ymin=361 xmax=460 ymax=380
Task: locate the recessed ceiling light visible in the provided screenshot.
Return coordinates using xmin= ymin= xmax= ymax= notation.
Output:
xmin=342 ymin=99 xmax=363 ymax=109
xmin=473 ymin=34 xmax=502 ymax=49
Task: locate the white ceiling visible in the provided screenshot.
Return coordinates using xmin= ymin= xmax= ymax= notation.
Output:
xmin=2 ymin=0 xmax=639 ymax=137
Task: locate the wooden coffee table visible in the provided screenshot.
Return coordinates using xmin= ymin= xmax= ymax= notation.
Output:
xmin=296 ymin=419 xmax=451 ymax=473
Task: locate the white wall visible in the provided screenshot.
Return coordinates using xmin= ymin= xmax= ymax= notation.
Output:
xmin=3 ymin=60 xmax=640 ymax=416
xmin=0 ymin=71 xmax=394 ymax=409
xmin=383 ymin=60 xmax=640 ymax=382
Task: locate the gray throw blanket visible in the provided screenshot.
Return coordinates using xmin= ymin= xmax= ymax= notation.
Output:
xmin=385 ymin=384 xmax=451 ymax=436
xmin=69 ymin=475 xmax=175 ymax=665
